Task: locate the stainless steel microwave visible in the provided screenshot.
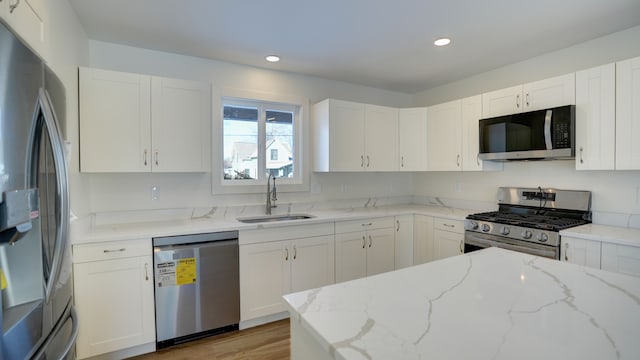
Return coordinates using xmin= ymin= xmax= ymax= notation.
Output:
xmin=478 ymin=105 xmax=575 ymax=161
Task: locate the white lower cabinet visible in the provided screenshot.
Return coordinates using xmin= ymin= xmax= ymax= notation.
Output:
xmin=335 ymin=217 xmax=395 ymax=283
xmin=73 ymin=239 xmax=155 ymax=359
xmin=395 ymin=215 xmax=414 ymax=269
xmin=602 ymin=243 xmax=640 ymax=277
xmin=433 ymin=218 xmax=464 ymax=260
xmin=560 ymin=236 xmax=601 ymax=268
xmin=239 ymin=224 xmax=334 ymax=322
xmin=413 ymin=215 xmax=434 ymax=265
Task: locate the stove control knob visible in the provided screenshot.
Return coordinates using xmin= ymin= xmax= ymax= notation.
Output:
xmin=500 ymin=226 xmax=510 ymax=235
xmin=481 ymin=224 xmax=490 ymax=232
xmin=537 ymin=233 xmax=549 ymax=242
xmin=467 ymin=221 xmax=479 ymax=230
xmin=521 ymin=230 xmax=532 ymax=239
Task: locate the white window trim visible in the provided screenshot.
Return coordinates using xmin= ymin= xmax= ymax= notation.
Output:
xmin=212 ymin=87 xmax=310 ymax=195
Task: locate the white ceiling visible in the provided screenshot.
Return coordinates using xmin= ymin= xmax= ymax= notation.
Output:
xmin=68 ymin=0 xmax=640 ymax=94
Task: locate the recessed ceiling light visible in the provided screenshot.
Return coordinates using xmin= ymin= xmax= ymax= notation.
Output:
xmin=434 ymin=38 xmax=451 ymax=47
xmin=265 ymin=55 xmax=280 ymax=62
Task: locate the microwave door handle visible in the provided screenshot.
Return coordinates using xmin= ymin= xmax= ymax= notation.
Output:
xmin=544 ymin=109 xmax=553 ymax=150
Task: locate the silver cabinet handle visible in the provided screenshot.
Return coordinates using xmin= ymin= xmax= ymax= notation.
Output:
xmin=516 ymin=94 xmax=521 ymax=109
xmin=476 ymin=153 xmax=480 ymax=166
xmin=401 ymin=156 xmax=404 ymax=168
xmin=579 ymin=147 xmax=584 ymax=164
xmin=103 ymin=248 xmax=126 ymax=253
xmin=361 ymin=222 xmax=373 ymax=227
xmin=525 ymin=92 xmax=530 ymax=107
xmin=366 ymin=155 xmax=370 ymax=168
xmin=9 ymin=0 xmax=20 ymax=13
xmin=361 ymin=155 xmax=364 ymax=168
xmin=564 ymin=243 xmax=569 ymax=261
xmin=285 ymin=247 xmax=289 ymax=261
xmin=154 ymin=151 xmax=159 ymax=166
xmin=293 ymin=245 xmax=297 ymax=260
xmin=459 ymin=240 xmax=463 ymax=253
xmin=145 ymin=263 xmax=149 ymax=281
xmin=396 ymin=220 xmax=400 ymax=232
xmin=368 ymin=235 xmax=372 ymax=248
xmin=456 ymin=154 xmax=461 ymax=167
xmin=443 ymin=223 xmax=455 ymax=228
xmin=362 ymin=236 xmax=366 ymax=249
xmin=144 ymin=149 xmax=148 ymax=166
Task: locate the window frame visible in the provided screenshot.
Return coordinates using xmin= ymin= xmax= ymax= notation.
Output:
xmin=212 ymin=88 xmax=309 ymax=195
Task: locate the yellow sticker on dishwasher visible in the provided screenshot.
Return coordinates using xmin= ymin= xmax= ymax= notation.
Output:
xmin=176 ymin=257 xmax=197 ymax=285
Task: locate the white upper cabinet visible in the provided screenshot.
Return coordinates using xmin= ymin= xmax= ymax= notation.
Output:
xmin=398 ymin=108 xmax=428 ymax=171
xmin=364 ymin=104 xmax=398 ymax=171
xmin=575 ymin=63 xmax=616 ymax=170
xmin=313 ymin=99 xmax=397 ymax=172
xmin=482 ymin=73 xmax=575 ymax=118
xmin=1 ymin=0 xmax=46 ymax=57
xmin=80 ymin=67 xmax=209 ymax=173
xmin=426 ymin=99 xmax=462 ymax=171
xmin=461 ymin=95 xmax=502 ymax=171
xmin=615 ymin=56 xmax=640 ymax=170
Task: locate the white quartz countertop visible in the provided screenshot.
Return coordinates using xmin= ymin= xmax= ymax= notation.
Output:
xmin=283 ymin=247 xmax=640 ymax=360
xmin=560 ymin=224 xmax=640 ymax=247
xmin=73 ymin=205 xmax=474 ymax=245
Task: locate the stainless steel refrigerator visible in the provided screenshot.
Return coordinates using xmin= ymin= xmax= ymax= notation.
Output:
xmin=0 ymin=20 xmax=78 ymax=359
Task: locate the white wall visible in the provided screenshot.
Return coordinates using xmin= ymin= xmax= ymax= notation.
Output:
xmin=85 ymin=41 xmax=415 ymax=214
xmin=412 ymin=26 xmax=640 ymax=227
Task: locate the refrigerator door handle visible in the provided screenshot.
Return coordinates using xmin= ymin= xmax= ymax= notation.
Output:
xmin=31 ymin=305 xmax=79 ymax=360
xmin=28 ymin=88 xmax=70 ymax=303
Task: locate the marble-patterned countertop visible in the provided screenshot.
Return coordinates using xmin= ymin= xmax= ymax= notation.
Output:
xmin=560 ymin=224 xmax=640 ymax=247
xmin=72 ymin=205 xmax=474 ymax=244
xmin=283 ymin=247 xmax=640 ymax=360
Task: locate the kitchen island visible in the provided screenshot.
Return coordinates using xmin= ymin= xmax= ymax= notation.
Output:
xmin=283 ymin=247 xmax=640 ymax=360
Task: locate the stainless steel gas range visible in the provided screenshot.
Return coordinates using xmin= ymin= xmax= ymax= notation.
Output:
xmin=464 ymin=187 xmax=592 ymax=260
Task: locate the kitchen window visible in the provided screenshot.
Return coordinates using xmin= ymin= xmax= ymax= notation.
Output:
xmin=221 ymin=97 xmax=301 ymax=186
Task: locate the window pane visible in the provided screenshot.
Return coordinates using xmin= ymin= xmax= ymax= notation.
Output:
xmin=223 ymin=105 xmax=258 ymax=180
xmin=265 ymin=110 xmax=294 ymax=178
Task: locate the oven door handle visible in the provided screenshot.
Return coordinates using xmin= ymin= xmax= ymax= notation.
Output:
xmin=465 ymin=232 xmax=558 ymax=259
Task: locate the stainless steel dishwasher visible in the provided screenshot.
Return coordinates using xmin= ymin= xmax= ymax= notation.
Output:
xmin=153 ymin=231 xmax=239 ymax=348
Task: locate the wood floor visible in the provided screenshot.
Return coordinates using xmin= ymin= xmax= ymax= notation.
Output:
xmin=131 ymin=319 xmax=290 ymax=360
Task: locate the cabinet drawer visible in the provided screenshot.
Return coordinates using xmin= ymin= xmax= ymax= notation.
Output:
xmin=240 ymin=222 xmax=334 ymax=245
xmin=73 ymin=239 xmax=152 ymax=263
xmin=434 ymin=218 xmax=464 ymax=234
xmin=335 ymin=217 xmax=394 ymax=233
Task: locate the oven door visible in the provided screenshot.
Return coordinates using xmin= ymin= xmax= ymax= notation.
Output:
xmin=464 ymin=231 xmax=559 ymax=260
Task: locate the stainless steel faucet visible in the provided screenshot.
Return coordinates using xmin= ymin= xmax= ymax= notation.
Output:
xmin=266 ymin=174 xmax=277 ymax=215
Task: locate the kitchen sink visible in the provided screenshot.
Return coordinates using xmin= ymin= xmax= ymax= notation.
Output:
xmin=236 ymin=214 xmax=315 ymax=223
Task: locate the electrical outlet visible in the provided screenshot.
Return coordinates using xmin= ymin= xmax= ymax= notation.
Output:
xmin=151 ymin=186 xmax=159 ymax=200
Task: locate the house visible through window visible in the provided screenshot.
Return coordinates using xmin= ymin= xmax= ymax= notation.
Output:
xmin=222 ymin=98 xmax=298 ymax=183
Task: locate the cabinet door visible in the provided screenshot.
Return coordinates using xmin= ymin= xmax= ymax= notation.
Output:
xmin=426 ymin=100 xmax=462 ymax=171
xmin=151 ymin=77 xmax=209 ymax=172
xmin=561 ymin=236 xmax=601 ymax=268
xmin=74 ymin=256 xmax=155 ymax=359
xmin=602 ymin=243 xmax=640 ymax=277
xmin=329 ymin=100 xmax=366 ymax=171
xmin=290 ymin=235 xmax=335 ymax=293
xmin=398 ymin=108 xmax=428 ymax=171
xmin=461 ymin=95 xmax=502 ymax=172
xmin=2 ymin=0 xmax=45 ymax=57
xmin=522 ymin=73 xmax=575 ymax=111
xmin=395 ymin=215 xmax=414 ymax=269
xmin=335 ymin=232 xmax=367 ymax=283
xmin=615 ymin=56 xmax=640 ymax=170
xmin=414 ymin=215 xmax=434 ymax=265
xmin=79 ymin=67 xmax=152 ymax=172
xmin=575 ymin=64 xmax=616 ymax=170
xmin=366 ymin=227 xmax=395 ymax=276
xmin=239 ymin=241 xmax=290 ymax=321
xmin=433 ymin=229 xmax=463 ymax=260
xmin=481 ymin=85 xmax=522 ymax=118
xmin=364 ymin=105 xmax=398 ymax=171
